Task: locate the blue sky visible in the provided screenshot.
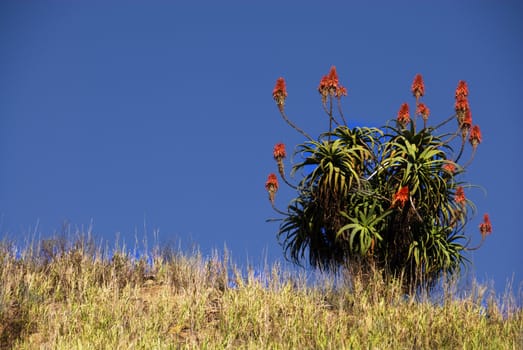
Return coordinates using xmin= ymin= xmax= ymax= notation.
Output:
xmin=1 ymin=1 xmax=522 ymax=293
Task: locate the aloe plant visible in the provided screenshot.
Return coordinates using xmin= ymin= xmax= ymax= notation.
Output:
xmin=266 ymin=67 xmax=492 ymax=291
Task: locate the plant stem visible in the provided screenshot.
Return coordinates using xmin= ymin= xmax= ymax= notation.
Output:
xmin=279 ymin=109 xmax=313 ymax=141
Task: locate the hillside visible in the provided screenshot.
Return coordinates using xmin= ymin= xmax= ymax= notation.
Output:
xmin=1 ymin=236 xmax=521 ymax=349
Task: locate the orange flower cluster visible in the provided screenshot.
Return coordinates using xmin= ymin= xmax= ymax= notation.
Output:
xmin=411 ymin=74 xmax=425 ymax=98
xmin=452 ymin=80 xmax=483 ymax=149
xmin=392 ymin=186 xmax=409 ymax=208
xmin=455 ymin=80 xmax=470 ymax=126
xmin=265 ymin=173 xmax=279 ymax=204
xmin=273 ymin=143 xmax=287 ymax=180
xmin=455 ymin=186 xmax=466 ymax=205
xmin=416 ymin=102 xmax=430 ymax=121
xmin=460 ymin=110 xmax=473 ymax=139
xmin=455 ymin=80 xmax=469 ymax=98
xmin=397 ymin=103 xmax=410 ymax=128
xmin=442 ymin=162 xmax=456 ymax=174
xmin=318 ymin=66 xmax=347 ymax=103
xmin=462 ymin=110 xmax=472 ymax=129
xmin=273 ymin=143 xmax=286 ymax=161
xmin=479 ymin=213 xmax=492 ymax=239
xmin=455 ymin=97 xmax=470 ymax=113
xmin=469 ymin=125 xmax=482 ymax=149
xmin=272 ymin=77 xmax=288 ymax=110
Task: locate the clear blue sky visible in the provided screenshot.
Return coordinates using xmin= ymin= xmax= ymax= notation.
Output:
xmin=1 ymin=1 xmax=521 ymax=293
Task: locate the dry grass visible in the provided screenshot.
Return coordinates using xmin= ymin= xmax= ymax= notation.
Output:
xmin=0 ymin=235 xmax=521 ymax=349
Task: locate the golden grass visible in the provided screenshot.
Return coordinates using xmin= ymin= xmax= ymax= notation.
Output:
xmin=0 ymin=236 xmax=521 ymax=349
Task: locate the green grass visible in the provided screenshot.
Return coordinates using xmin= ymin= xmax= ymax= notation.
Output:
xmin=0 ymin=235 xmax=521 ymax=349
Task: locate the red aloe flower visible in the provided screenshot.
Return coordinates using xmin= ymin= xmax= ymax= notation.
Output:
xmin=318 ymin=67 xmax=339 ymax=92
xmin=397 ymin=103 xmax=410 ymax=127
xmin=455 ymin=186 xmax=466 ymax=205
xmin=318 ymin=76 xmax=330 ymax=103
xmin=455 ymin=81 xmax=470 ymax=126
xmin=416 ymin=103 xmax=430 ymax=120
xmin=460 ymin=109 xmax=472 ymax=139
xmin=273 ymin=143 xmax=286 ymax=161
xmin=273 ymin=143 xmax=287 ymax=180
xmin=392 ymin=186 xmax=409 ymax=208
xmin=337 ymin=86 xmax=348 ymax=97
xmin=455 ymin=80 xmax=469 ymax=99
xmin=265 ymin=173 xmax=279 ymax=204
xmin=318 ymin=66 xmax=347 ymax=101
xmin=469 ymin=125 xmax=482 ymax=149
xmin=411 ymin=74 xmax=425 ymax=98
xmin=265 ymin=173 xmax=279 ymax=191
xmin=455 ymin=95 xmax=470 ymax=127
xmin=455 ymin=96 xmax=470 ymax=113
xmin=327 ymin=66 xmax=339 ymax=86
xmin=443 ymin=162 xmax=456 ymax=175
xmin=461 ymin=110 xmax=472 ymax=129
xmin=318 ymin=76 xmax=329 ymax=91
xmin=479 ymin=213 xmax=492 ymax=239
xmin=272 ymin=77 xmax=288 ymax=109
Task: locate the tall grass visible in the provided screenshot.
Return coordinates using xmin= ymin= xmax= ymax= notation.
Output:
xmin=0 ymin=234 xmax=521 ymax=349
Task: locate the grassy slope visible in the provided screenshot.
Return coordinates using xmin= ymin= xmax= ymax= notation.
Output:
xmin=0 ymin=237 xmax=521 ymax=349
